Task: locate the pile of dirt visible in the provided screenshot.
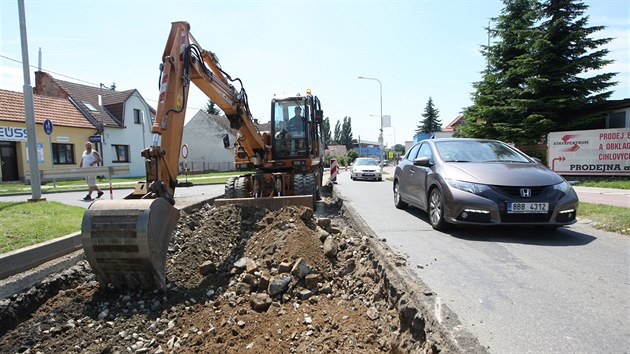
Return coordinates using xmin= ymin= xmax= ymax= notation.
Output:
xmin=0 ymin=195 xmax=434 ymax=353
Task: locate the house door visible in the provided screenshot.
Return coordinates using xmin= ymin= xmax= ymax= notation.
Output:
xmin=0 ymin=141 xmax=19 ymax=181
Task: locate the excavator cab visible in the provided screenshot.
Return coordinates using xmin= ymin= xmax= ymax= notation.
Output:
xmin=272 ymin=99 xmax=309 ymax=158
xmin=271 ymin=93 xmax=323 ymax=162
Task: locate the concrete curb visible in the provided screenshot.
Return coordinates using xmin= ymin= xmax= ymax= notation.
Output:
xmin=333 ymin=185 xmax=488 ymax=353
xmin=0 ymin=232 xmax=82 ymax=280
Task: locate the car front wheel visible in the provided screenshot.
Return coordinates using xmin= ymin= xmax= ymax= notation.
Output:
xmin=393 ymin=181 xmax=408 ymax=209
xmin=428 ymin=188 xmax=449 ymax=230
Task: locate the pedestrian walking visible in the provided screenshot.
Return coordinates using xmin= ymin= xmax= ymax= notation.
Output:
xmin=80 ymin=142 xmax=104 ymax=201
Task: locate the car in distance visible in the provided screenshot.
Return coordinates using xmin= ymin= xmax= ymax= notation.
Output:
xmin=393 ymin=138 xmax=578 ymax=230
xmin=351 ymin=157 xmax=382 ymax=181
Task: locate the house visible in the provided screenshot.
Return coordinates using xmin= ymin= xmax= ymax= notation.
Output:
xmin=593 ymin=98 xmax=630 ymax=128
xmin=325 ymin=144 xmax=348 ymax=158
xmin=181 ymin=110 xmax=271 ymax=172
xmin=33 ymin=71 xmax=154 ymax=177
xmin=441 ymin=114 xmax=464 ymax=136
xmin=181 ymin=110 xmax=238 ymax=172
xmin=0 ymin=88 xmax=94 ymax=182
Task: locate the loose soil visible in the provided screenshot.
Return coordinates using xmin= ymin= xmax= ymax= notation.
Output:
xmin=0 ymin=189 xmax=463 ymax=353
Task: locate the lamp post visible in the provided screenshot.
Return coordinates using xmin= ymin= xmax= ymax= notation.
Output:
xmin=358 ymin=76 xmax=383 ymax=168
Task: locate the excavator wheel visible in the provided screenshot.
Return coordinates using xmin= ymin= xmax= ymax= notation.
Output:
xmin=81 ymin=198 xmax=180 ymax=290
xmin=235 ymin=176 xmax=252 ymax=198
xmin=224 ymin=177 xmax=236 ymax=198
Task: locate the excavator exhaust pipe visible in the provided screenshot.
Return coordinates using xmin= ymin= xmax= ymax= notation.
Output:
xmin=81 ymin=199 xmax=180 ymax=290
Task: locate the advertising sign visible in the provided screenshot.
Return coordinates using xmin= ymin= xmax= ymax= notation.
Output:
xmin=25 ymin=143 xmax=45 ymax=163
xmin=0 ymin=125 xmax=28 ymax=141
xmin=548 ymin=128 xmax=630 ymax=176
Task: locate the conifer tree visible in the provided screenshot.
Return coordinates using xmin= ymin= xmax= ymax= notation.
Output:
xmin=416 ymin=97 xmax=442 ymax=134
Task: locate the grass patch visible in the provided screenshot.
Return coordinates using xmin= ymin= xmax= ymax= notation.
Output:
xmin=0 ymin=201 xmax=85 ymax=254
xmin=578 ymin=202 xmax=630 ymax=235
xmin=0 ymin=171 xmax=244 ymax=195
xmin=569 ymin=176 xmax=630 ymax=189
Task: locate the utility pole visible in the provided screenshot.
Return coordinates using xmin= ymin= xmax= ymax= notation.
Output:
xmin=18 ymin=0 xmax=44 ymax=202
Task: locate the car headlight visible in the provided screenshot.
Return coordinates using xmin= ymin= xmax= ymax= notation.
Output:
xmin=445 ymin=178 xmax=490 ymax=195
xmin=553 ymin=180 xmax=573 ymax=194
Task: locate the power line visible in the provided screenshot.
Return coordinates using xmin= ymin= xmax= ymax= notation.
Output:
xmin=0 ymin=53 xmax=209 ymax=110
xmin=1 ymin=53 xmax=100 ymax=87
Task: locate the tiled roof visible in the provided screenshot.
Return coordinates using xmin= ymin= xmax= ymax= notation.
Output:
xmin=193 ymin=109 xmax=270 ymax=134
xmin=443 ymin=114 xmax=464 ymax=132
xmin=0 ymin=89 xmax=94 ymax=129
xmin=37 ymin=72 xmax=136 ymax=128
xmin=57 ymin=79 xmax=135 ymax=128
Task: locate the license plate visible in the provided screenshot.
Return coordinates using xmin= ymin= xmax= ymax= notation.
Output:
xmin=363 ymin=173 xmax=374 ymax=176
xmin=507 ymin=202 xmax=548 ymax=213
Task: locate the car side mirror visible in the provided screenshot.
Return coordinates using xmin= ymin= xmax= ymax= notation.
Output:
xmin=413 ymin=156 xmax=433 ymax=167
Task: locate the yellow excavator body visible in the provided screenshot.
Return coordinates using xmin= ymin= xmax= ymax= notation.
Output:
xmin=81 ymin=21 xmax=324 ymax=290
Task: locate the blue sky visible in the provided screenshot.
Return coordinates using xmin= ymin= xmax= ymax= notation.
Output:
xmin=1 ymin=0 xmax=628 ymax=147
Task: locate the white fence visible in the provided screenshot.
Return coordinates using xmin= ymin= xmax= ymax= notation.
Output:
xmin=26 ymin=165 xmax=130 ymax=183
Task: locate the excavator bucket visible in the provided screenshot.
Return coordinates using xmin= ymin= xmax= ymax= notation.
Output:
xmin=213 ymin=195 xmax=315 ymax=211
xmin=81 ymin=198 xmax=180 ymax=290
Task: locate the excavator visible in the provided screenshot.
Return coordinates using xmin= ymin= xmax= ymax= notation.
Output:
xmin=81 ymin=21 xmax=325 ymax=290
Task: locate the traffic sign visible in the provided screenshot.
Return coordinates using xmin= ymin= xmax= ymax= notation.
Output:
xmin=181 ymin=143 xmax=189 ymax=159
xmin=43 ymin=119 xmax=53 ymax=135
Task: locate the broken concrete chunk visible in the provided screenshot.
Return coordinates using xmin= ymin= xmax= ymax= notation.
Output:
xmin=250 ymin=293 xmax=272 ymax=312
xmin=234 ymin=257 xmax=251 ymax=269
xmin=291 ymin=258 xmax=311 ymax=279
xmin=323 ymin=236 xmax=338 ymax=258
xmin=268 ymin=274 xmax=292 ymax=296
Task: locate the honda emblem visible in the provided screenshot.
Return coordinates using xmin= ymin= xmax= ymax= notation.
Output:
xmin=520 ymin=188 xmax=532 ymax=198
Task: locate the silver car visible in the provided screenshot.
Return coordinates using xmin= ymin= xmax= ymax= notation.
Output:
xmin=351 ymin=158 xmax=382 ymax=181
xmin=393 ymin=138 xmax=578 ymax=230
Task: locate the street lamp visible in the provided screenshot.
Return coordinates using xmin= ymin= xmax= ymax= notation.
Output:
xmin=357 ymin=76 xmax=383 ymax=168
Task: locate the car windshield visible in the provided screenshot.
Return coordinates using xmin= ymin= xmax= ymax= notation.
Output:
xmin=435 ymin=140 xmax=530 ymax=163
xmin=355 ymin=159 xmax=379 ymax=166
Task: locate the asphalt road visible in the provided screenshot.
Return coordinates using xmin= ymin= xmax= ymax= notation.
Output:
xmin=333 ymin=168 xmax=630 ymax=353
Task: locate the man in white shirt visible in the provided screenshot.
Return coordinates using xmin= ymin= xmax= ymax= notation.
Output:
xmin=80 ymin=142 xmax=104 ymax=201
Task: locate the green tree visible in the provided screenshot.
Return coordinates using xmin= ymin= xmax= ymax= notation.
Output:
xmin=459 ymin=0 xmax=617 ymax=144
xmin=531 ymin=0 xmax=617 ymax=130
xmin=347 ymin=149 xmax=359 ymax=163
xmin=205 ymin=99 xmax=222 ymax=116
xmin=340 ymin=116 xmax=354 ymax=151
xmin=393 ymin=144 xmax=405 ymax=154
xmin=333 ymin=120 xmax=341 ymax=144
xmin=458 ymin=0 xmax=541 ymax=144
xmin=416 ymin=97 xmax=442 ymax=134
xmin=322 ymin=117 xmax=332 ymax=146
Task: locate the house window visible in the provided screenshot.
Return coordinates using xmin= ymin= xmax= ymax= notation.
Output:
xmin=134 ymin=109 xmax=142 ymax=124
xmin=112 ymin=145 xmax=130 ymax=163
xmin=52 ymin=143 xmax=75 ymax=165
xmin=83 ymin=101 xmax=98 ymax=112
xmin=608 ymin=110 xmax=627 ymax=128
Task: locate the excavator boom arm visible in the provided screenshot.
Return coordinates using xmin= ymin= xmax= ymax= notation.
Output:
xmin=150 ymin=21 xmax=267 ymax=199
